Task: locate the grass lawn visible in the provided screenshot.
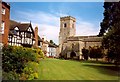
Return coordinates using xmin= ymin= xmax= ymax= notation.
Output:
xmin=38 ymin=58 xmax=119 ymax=80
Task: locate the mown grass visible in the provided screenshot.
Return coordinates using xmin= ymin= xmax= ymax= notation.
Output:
xmin=38 ymin=58 xmax=119 ymax=80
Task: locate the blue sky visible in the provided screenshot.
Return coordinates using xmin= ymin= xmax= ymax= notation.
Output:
xmin=10 ymin=2 xmax=104 ymax=44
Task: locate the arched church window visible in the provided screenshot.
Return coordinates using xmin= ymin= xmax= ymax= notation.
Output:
xmin=72 ymin=43 xmax=74 ymax=49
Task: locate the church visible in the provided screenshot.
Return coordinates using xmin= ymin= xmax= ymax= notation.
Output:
xmin=59 ymin=16 xmax=102 ymax=59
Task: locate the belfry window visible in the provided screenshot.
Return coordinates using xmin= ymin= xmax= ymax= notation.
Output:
xmin=64 ymin=23 xmax=67 ymax=27
xmin=72 ymin=24 xmax=74 ymax=28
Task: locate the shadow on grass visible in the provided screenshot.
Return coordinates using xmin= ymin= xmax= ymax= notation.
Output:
xmin=82 ymin=64 xmax=120 ymax=76
xmin=80 ymin=60 xmax=113 ymax=64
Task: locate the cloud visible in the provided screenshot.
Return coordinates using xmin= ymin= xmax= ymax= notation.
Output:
xmin=12 ymin=10 xmax=100 ymax=44
xmin=76 ymin=21 xmax=99 ymax=36
xmin=14 ymin=11 xmax=60 ymax=44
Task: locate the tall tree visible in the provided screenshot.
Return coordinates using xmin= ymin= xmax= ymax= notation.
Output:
xmin=98 ymin=2 xmax=120 ymax=64
xmin=50 ymin=40 xmax=54 ymax=44
xmin=82 ymin=48 xmax=89 ymax=60
xmin=89 ymin=46 xmax=103 ymax=61
xmin=50 ymin=40 xmax=57 ymax=45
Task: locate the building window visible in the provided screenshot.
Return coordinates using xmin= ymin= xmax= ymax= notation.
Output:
xmin=22 ymin=38 xmax=24 ymax=44
xmin=31 ymin=34 xmax=32 ymax=38
xmin=2 ymin=7 xmax=5 ymax=15
xmin=21 ymin=32 xmax=24 ymax=37
xmin=64 ymin=23 xmax=67 ymax=27
xmin=29 ymin=39 xmax=32 ymax=44
xmin=28 ymin=27 xmax=32 ymax=32
xmin=1 ymin=21 xmax=5 ymax=34
xmin=14 ymin=27 xmax=19 ymax=35
xmin=72 ymin=24 xmax=74 ymax=28
xmin=14 ymin=27 xmax=19 ymax=30
xmin=26 ymin=33 xmax=31 ymax=38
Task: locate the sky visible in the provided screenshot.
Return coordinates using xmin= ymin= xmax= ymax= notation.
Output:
xmin=10 ymin=2 xmax=104 ymax=44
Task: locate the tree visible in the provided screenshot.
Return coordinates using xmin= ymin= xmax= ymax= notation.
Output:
xmin=50 ymin=40 xmax=54 ymax=44
xmin=50 ymin=40 xmax=57 ymax=45
xmin=98 ymin=2 xmax=120 ymax=64
xmin=89 ymin=46 xmax=103 ymax=61
xmin=82 ymin=48 xmax=89 ymax=60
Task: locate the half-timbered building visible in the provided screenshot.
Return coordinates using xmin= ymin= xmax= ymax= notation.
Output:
xmin=8 ymin=20 xmax=35 ymax=47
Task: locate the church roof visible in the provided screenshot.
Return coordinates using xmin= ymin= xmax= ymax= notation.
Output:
xmin=67 ymin=36 xmax=102 ymax=42
xmin=48 ymin=43 xmax=58 ymax=48
xmin=60 ymin=16 xmax=76 ymax=22
xmin=83 ymin=37 xmax=102 ymax=42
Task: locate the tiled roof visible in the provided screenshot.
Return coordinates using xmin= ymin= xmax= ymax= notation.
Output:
xmin=83 ymin=37 xmax=102 ymax=42
xmin=9 ymin=30 xmax=14 ymax=35
xmin=9 ymin=20 xmax=35 ymax=38
xmin=48 ymin=43 xmax=58 ymax=48
xmin=38 ymin=35 xmax=43 ymax=42
xmin=10 ymin=20 xmax=31 ymax=31
xmin=2 ymin=2 xmax=10 ymax=9
xmin=18 ymin=23 xmax=30 ymax=31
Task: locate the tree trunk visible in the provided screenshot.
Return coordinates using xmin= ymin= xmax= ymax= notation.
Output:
xmin=96 ymin=58 xmax=98 ymax=61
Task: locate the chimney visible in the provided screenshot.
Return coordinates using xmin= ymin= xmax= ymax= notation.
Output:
xmin=34 ymin=26 xmax=38 ymax=48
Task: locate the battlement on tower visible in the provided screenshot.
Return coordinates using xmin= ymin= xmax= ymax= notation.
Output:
xmin=60 ymin=16 xmax=76 ymax=22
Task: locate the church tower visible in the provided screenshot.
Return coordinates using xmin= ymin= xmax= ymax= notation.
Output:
xmin=59 ymin=16 xmax=76 ymax=45
xmin=59 ymin=16 xmax=76 ymax=55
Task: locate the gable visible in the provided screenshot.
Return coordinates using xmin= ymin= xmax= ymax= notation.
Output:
xmin=14 ymin=27 xmax=19 ymax=30
xmin=27 ymin=27 xmax=32 ymax=32
xmin=26 ymin=23 xmax=35 ymax=37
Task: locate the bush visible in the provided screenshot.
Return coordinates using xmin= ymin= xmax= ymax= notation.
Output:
xmin=2 ymin=71 xmax=19 ymax=80
xmin=2 ymin=45 xmax=44 ymax=80
xmin=2 ymin=46 xmax=37 ymax=73
xmin=89 ymin=46 xmax=103 ymax=61
xmin=33 ymin=48 xmax=44 ymax=63
xmin=21 ymin=62 xmax=39 ymax=80
xmin=82 ymin=48 xmax=89 ymax=60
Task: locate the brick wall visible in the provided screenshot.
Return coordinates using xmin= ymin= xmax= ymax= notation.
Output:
xmin=34 ymin=26 xmax=38 ymax=48
xmin=1 ymin=2 xmax=10 ymax=45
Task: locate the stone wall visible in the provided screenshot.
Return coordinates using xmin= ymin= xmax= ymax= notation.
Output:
xmin=58 ymin=16 xmax=102 ymax=60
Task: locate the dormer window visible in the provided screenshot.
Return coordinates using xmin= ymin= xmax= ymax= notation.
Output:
xmin=14 ymin=27 xmax=19 ymax=35
xmin=14 ymin=27 xmax=19 ymax=30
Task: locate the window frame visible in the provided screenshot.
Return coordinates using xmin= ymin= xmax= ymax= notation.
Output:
xmin=64 ymin=23 xmax=67 ymax=28
xmin=2 ymin=7 xmax=5 ymax=15
xmin=1 ymin=21 xmax=5 ymax=34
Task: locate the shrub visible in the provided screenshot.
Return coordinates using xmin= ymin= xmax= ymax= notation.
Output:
xmin=33 ymin=73 xmax=39 ymax=79
xmin=2 ymin=45 xmax=43 ymax=80
xmin=2 ymin=46 xmax=37 ymax=73
xmin=2 ymin=71 xmax=19 ymax=80
xmin=82 ymin=48 xmax=89 ymax=60
xmin=89 ymin=46 xmax=103 ymax=61
xmin=33 ymin=48 xmax=44 ymax=62
xmin=22 ymin=62 xmax=39 ymax=80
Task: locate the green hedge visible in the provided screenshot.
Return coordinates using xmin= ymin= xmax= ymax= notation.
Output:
xmin=2 ymin=45 xmax=44 ymax=80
